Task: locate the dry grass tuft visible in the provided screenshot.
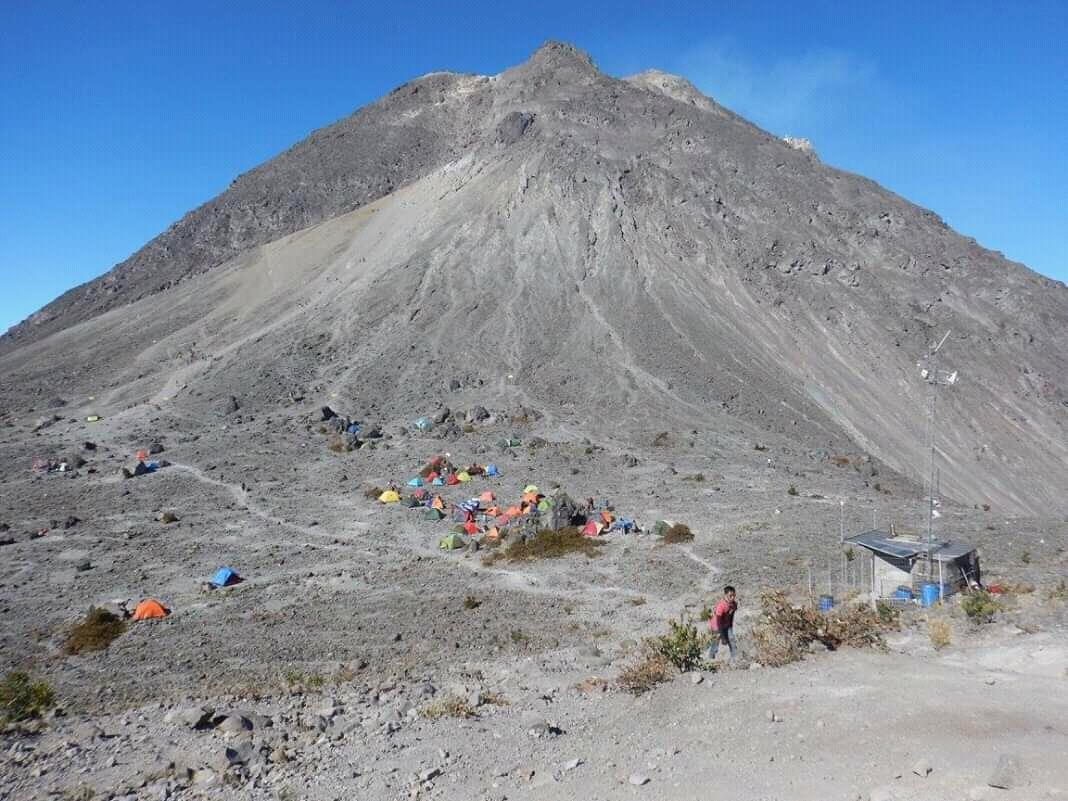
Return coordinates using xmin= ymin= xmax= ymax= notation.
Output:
xmin=64 ymin=607 xmax=126 ymax=655
xmin=928 ymin=618 xmax=952 ymax=649
xmin=420 ymin=695 xmax=476 ymax=720
xmin=616 ymin=649 xmax=672 ymax=695
xmin=482 ymin=527 xmax=604 ymax=565
xmin=751 ymin=591 xmax=889 ymax=667
xmin=660 ymin=523 xmax=694 ymax=544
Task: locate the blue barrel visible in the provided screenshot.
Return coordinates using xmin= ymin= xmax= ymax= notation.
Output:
xmin=921 ymin=583 xmax=941 ymax=608
xmin=894 ymin=586 xmax=913 ymax=601
xmin=818 ymin=594 xmax=834 ymax=612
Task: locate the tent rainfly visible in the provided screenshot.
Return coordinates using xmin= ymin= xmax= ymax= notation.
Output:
xmin=845 ymin=529 xmax=980 ymax=599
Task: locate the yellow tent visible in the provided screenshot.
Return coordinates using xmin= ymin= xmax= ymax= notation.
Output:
xmin=523 ymin=484 xmax=539 ymax=494
xmin=378 ymin=490 xmax=400 ymax=503
xmin=457 ymin=471 xmax=472 ymax=483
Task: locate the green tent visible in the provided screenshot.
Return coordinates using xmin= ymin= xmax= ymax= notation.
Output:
xmin=439 ymin=532 xmax=466 ymax=551
xmin=653 ymin=520 xmax=670 ymax=538
xmin=423 ymin=508 xmax=445 ymax=521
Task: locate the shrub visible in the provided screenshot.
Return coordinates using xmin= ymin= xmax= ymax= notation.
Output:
xmin=652 ymin=431 xmax=670 ymax=447
xmin=875 ymin=600 xmax=899 ymax=626
xmin=1 ymin=671 xmax=55 ymax=723
xmin=928 ymin=618 xmax=951 ymax=649
xmin=616 ymin=650 xmax=672 ymax=695
xmin=750 ymin=591 xmax=888 ymax=667
xmin=844 ymin=546 xmax=856 ymax=562
xmin=961 ymin=590 xmax=999 ymax=624
xmin=626 ymin=596 xmax=647 ymax=606
xmin=661 ymin=524 xmax=694 ymax=544
xmin=327 ymin=436 xmax=348 ymax=453
xmin=510 ymin=629 xmax=527 ymax=643
xmin=64 ymin=607 xmax=126 ymax=655
xmin=482 ymin=527 xmax=604 ymax=564
xmin=1048 ymin=580 xmax=1068 ymax=601
xmin=787 ymin=485 xmax=798 ymax=496
xmin=1020 ymin=550 xmax=1031 ymax=564
xmin=653 ymin=618 xmax=711 ymax=672
xmin=420 ymin=695 xmax=475 ymax=720
xmin=463 ymin=595 xmax=481 ymax=610
xmin=753 ymin=443 xmax=767 ymax=451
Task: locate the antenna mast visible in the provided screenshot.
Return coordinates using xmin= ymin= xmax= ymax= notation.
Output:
xmin=918 ymin=330 xmax=958 ymax=580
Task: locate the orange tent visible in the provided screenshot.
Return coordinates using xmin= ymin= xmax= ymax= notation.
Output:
xmin=521 ymin=491 xmax=538 ymax=504
xmin=484 ymin=526 xmax=500 ymax=541
xmin=485 ymin=506 xmax=500 ymax=517
xmin=431 ymin=496 xmax=445 ymax=511
xmin=505 ymin=505 xmax=523 ymax=517
xmin=132 ymin=599 xmax=168 ymax=621
xmin=462 ymin=521 xmax=479 ymax=535
xmin=479 ymin=491 xmax=495 ymax=504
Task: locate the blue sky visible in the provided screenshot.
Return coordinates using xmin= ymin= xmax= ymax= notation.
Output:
xmin=2 ymin=1 xmax=1066 ymax=332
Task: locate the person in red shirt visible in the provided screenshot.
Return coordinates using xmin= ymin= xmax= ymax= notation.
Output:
xmin=707 ymin=585 xmax=738 ymax=661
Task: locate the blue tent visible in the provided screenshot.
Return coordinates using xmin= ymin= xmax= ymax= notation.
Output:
xmin=485 ymin=464 xmax=499 ymax=477
xmin=210 ymin=566 xmax=240 ymax=587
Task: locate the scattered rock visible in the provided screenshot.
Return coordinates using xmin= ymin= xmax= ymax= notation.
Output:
xmin=220 ymin=396 xmax=240 ymax=416
xmin=148 ymin=442 xmax=164 ymax=454
xmin=159 ymin=512 xmax=179 ymax=525
xmin=622 ymin=454 xmax=639 ymax=468
xmin=470 ymin=406 xmax=490 ymax=422
xmin=987 ymin=754 xmax=1021 ymax=789
xmin=321 ymin=406 xmax=338 ymax=421
xmin=629 ymin=774 xmax=650 ymax=786
xmin=32 ymin=415 xmax=61 ymax=432
xmin=690 ymin=673 xmax=704 ymax=685
xmin=73 ymin=557 xmax=91 ymax=572
xmin=432 ymin=407 xmax=451 ymax=425
xmin=563 ymin=758 xmax=582 ymax=771
xmin=83 ymin=441 xmax=97 ymax=450
xmin=216 ymin=714 xmax=254 ymax=735
xmin=912 ymin=759 xmax=932 ymax=777
xmin=63 ymin=516 xmax=79 ymax=529
xmin=419 ymin=767 xmax=441 ymax=782
xmin=164 ymin=705 xmax=215 ymax=729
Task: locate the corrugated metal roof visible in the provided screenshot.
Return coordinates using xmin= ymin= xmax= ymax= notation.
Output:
xmin=845 ymin=530 xmax=976 ymax=561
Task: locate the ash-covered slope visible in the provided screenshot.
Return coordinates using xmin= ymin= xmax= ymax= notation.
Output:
xmin=3 ymin=42 xmax=1066 ymax=514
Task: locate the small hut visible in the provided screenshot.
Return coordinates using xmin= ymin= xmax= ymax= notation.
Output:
xmin=845 ymin=529 xmax=980 ymax=599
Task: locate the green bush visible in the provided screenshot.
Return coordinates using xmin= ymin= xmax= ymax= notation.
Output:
xmin=961 ymin=590 xmax=999 ymax=624
xmin=653 ymin=618 xmax=712 ymax=672
xmin=787 ymin=485 xmax=798 ymax=496
xmin=1 ymin=671 xmax=56 ymax=723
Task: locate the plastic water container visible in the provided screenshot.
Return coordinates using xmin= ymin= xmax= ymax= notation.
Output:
xmin=894 ymin=586 xmax=913 ymax=601
xmin=818 ymin=594 xmax=834 ymax=612
xmin=921 ymin=583 xmax=941 ymax=608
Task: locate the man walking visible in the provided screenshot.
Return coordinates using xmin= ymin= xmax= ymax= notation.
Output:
xmin=707 ymin=585 xmax=738 ymax=661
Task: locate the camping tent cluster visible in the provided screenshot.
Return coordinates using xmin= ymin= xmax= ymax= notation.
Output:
xmin=379 ymin=454 xmax=638 ymax=550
